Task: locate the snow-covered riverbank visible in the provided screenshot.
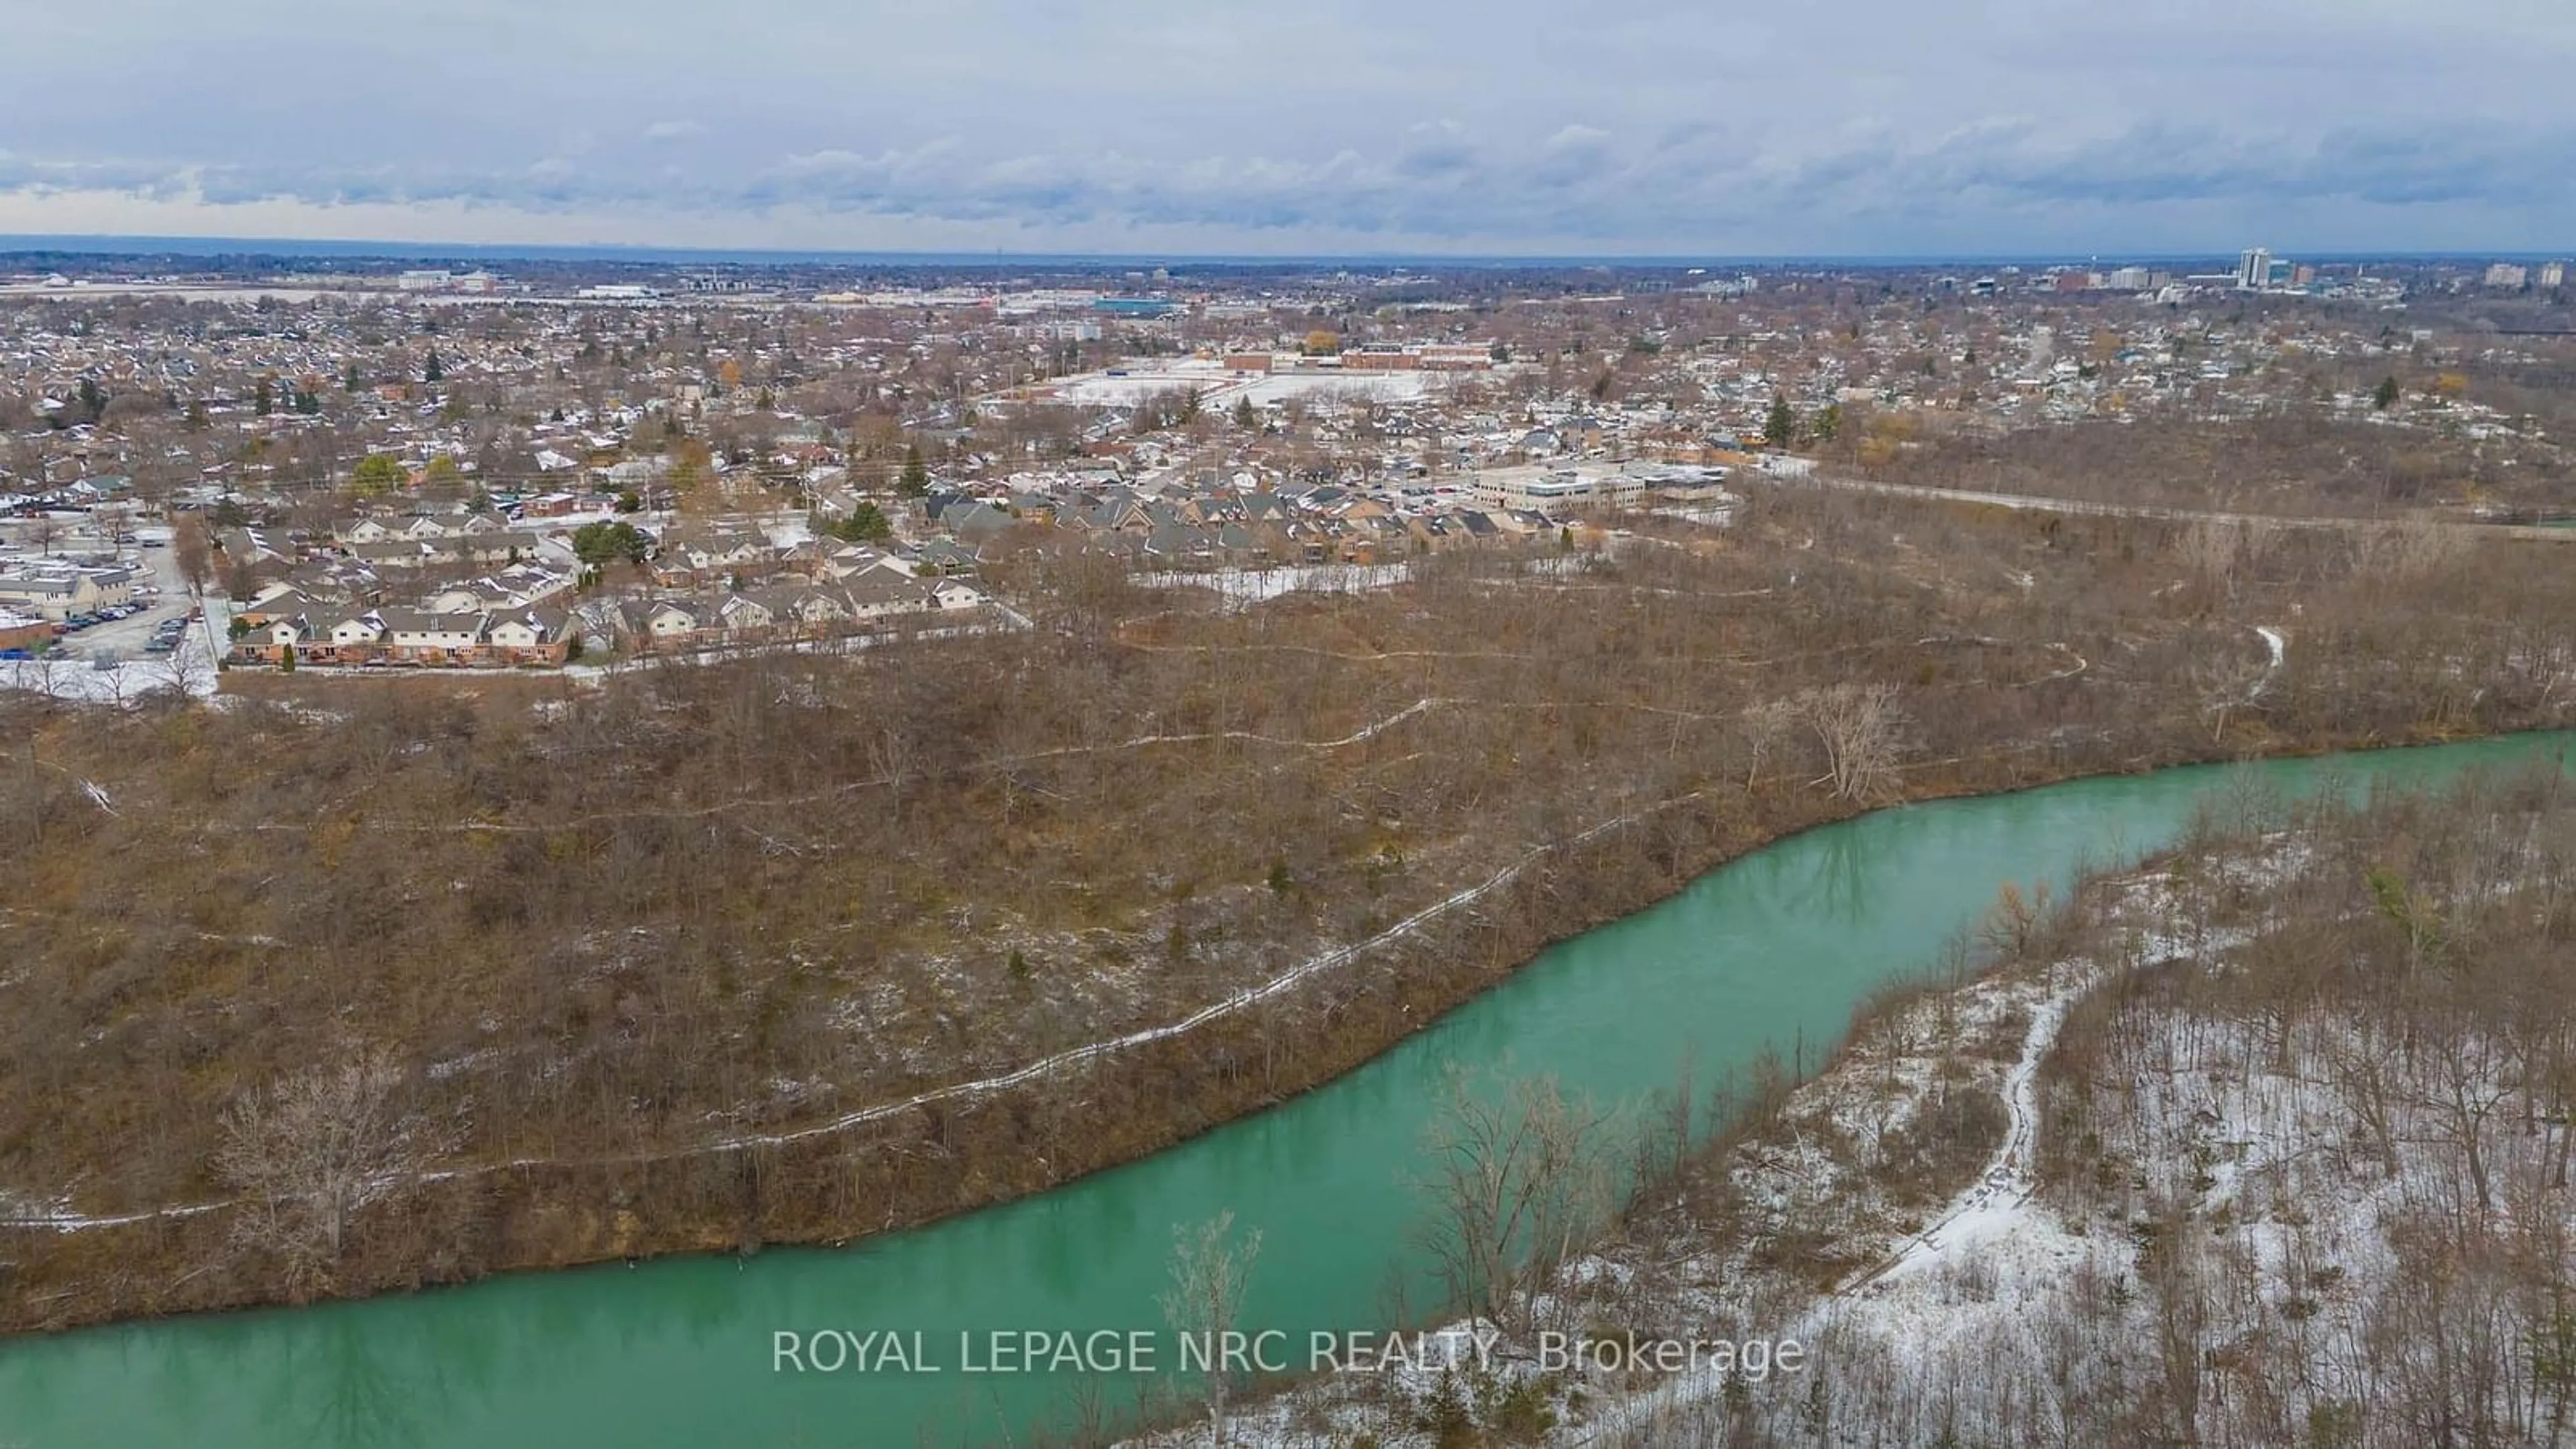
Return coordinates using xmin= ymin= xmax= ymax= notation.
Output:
xmin=1113 ymin=863 xmax=2270 ymax=1449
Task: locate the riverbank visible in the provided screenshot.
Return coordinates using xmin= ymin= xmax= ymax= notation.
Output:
xmin=1112 ymin=862 xmax=2115 ymax=1448
xmin=1114 ymin=765 xmax=2576 ymax=1448
xmin=1580 ymin=768 xmax=2576 ymax=1447
xmin=9 ymin=492 xmax=2575 ymax=1364
xmin=6 ymin=727 xmax=2571 ymax=1449
xmin=5 ymin=712 xmax=2565 ymax=1340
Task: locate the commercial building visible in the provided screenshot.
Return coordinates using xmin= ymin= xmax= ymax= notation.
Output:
xmin=1415 ymin=344 xmax=1495 ymax=370
xmin=1468 ymin=470 xmax=1646 ymax=514
xmin=0 ymin=564 xmax=136 ymax=621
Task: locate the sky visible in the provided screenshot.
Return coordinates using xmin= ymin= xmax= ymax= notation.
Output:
xmin=3 ymin=0 xmax=2573 ymax=258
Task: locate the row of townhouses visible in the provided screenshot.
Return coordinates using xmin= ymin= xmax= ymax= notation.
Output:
xmin=234 ymin=605 xmax=576 ymax=668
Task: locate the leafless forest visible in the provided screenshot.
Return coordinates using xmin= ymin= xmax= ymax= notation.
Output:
xmin=1553 ymin=766 xmax=2576 ymax=1449
xmin=3 ymin=485 xmax=2572 ymax=1332
xmin=1854 ymin=410 xmax=2569 ymax=518
xmin=1157 ymin=769 xmax=2576 ymax=1449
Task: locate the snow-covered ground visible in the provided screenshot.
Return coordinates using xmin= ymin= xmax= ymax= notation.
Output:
xmin=1136 ymin=562 xmax=1415 ymax=602
xmin=1136 ymin=552 xmax=1621 ymax=607
xmin=0 ymin=629 xmax=217 ymax=703
xmin=1109 ymin=863 xmax=2306 ymax=1449
xmin=1045 ymin=366 xmax=1438 ymax=408
xmin=2251 ymin=624 xmax=2287 ymax=698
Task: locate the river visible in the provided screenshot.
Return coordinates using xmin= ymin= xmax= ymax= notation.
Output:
xmin=2 ymin=733 xmax=2567 ymax=1448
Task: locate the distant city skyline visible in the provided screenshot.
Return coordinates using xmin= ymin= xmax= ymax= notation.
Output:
xmin=5 ymin=0 xmax=2573 ymax=256
xmin=2 ymin=234 xmax=2571 ymax=271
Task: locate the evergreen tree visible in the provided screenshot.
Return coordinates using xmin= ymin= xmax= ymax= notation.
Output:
xmin=424 ymin=349 xmax=444 ymax=384
xmin=2373 ymin=376 xmax=2401 ymax=411
xmin=828 ymin=502 xmax=894 ymax=543
xmin=898 ymin=443 xmax=930 ymax=498
xmin=572 ymin=521 xmax=651 ymax=565
xmin=1764 ymin=393 xmax=1798 ymax=447
xmin=254 ymin=378 xmax=273 ymax=417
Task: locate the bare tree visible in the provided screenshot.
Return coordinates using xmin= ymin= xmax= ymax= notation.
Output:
xmin=1792 ymin=683 xmax=1907 ymax=802
xmin=2176 ymin=517 xmax=2278 ymax=604
xmin=171 ymin=513 xmax=214 ymax=600
xmin=1739 ymin=697 xmax=1799 ymax=788
xmin=2351 ymin=521 xmax=2465 ymax=582
xmin=1417 ymin=1063 xmax=1623 ymax=1336
xmin=1159 ymin=1209 xmax=1265 ymax=1446
xmin=215 ymin=1048 xmax=431 ymax=1285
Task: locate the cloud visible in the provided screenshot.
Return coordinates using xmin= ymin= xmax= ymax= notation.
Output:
xmin=5 ymin=116 xmax=2574 ymax=256
xmin=1534 ymin=125 xmax=1615 ymax=188
xmin=3 ymin=0 xmax=2573 ymax=253
xmin=1390 ymin=121 xmax=1480 ymax=182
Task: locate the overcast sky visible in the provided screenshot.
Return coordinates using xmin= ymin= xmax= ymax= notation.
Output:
xmin=3 ymin=1 xmax=2571 ymax=256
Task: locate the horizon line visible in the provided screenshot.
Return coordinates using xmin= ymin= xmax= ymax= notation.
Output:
xmin=1 ymin=233 xmax=2568 ymax=271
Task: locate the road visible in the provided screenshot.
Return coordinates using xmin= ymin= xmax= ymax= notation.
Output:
xmin=1766 ymin=468 xmax=2576 ymax=543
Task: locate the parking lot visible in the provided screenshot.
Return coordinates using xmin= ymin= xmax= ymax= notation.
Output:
xmin=64 ymin=536 xmax=201 ymax=661
xmin=0 ymin=515 xmax=204 ymax=663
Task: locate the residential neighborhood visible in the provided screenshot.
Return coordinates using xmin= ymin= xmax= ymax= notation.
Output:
xmin=2 ymin=249 xmax=2571 ymax=692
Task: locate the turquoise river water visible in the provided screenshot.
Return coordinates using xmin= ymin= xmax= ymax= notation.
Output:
xmin=1 ymin=732 xmax=2569 ymax=1448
